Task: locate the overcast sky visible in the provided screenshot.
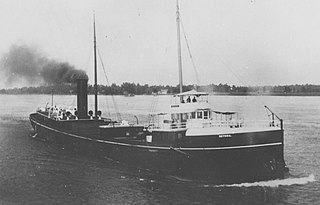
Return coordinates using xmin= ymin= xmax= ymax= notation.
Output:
xmin=1 ymin=0 xmax=320 ymax=87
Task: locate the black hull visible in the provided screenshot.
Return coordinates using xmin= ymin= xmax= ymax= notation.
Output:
xmin=30 ymin=113 xmax=288 ymax=185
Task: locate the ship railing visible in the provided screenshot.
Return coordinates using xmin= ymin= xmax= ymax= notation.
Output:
xmin=241 ymin=120 xmax=282 ymax=129
xmin=146 ymin=119 xmax=281 ymax=130
xmin=186 ymin=120 xmax=278 ymax=129
xmin=145 ymin=122 xmax=187 ymax=130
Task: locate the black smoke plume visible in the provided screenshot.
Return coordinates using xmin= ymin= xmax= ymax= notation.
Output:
xmin=0 ymin=44 xmax=87 ymax=86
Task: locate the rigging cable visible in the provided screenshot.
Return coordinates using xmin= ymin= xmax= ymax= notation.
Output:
xmin=97 ymin=48 xmax=122 ymax=121
xmin=181 ymin=13 xmax=272 ymax=121
xmin=212 ymin=53 xmax=247 ymax=87
xmin=180 ymin=19 xmax=201 ymax=86
xmin=181 ymin=15 xmax=248 ymax=88
xmin=209 ymin=49 xmax=275 ymax=120
xmin=147 ymin=23 xmax=175 ymax=124
xmin=182 ymin=4 xmax=273 ymax=122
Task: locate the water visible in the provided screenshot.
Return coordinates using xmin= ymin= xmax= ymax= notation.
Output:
xmin=0 ymin=94 xmax=319 ymax=204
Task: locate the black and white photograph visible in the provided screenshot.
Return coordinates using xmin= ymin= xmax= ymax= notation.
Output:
xmin=0 ymin=0 xmax=319 ymax=204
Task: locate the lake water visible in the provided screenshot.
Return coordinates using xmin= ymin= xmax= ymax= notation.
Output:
xmin=0 ymin=94 xmax=318 ymax=204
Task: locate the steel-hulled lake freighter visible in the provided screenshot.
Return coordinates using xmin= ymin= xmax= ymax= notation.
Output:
xmin=30 ymin=3 xmax=288 ymax=184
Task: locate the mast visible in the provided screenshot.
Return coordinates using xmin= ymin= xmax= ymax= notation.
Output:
xmin=176 ymin=0 xmax=183 ymax=95
xmin=93 ymin=14 xmax=98 ymax=120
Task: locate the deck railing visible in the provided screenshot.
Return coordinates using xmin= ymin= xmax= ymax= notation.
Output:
xmin=146 ymin=118 xmax=282 ymax=130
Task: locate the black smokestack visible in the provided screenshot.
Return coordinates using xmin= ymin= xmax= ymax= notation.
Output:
xmin=76 ymin=77 xmax=88 ymax=119
xmin=0 ymin=44 xmax=87 ymax=86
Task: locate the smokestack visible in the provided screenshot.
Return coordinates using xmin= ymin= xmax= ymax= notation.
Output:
xmin=76 ymin=77 xmax=88 ymax=119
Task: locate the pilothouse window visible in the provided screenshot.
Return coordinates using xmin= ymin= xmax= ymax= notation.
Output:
xmin=204 ymin=111 xmax=208 ymax=119
xmin=197 ymin=111 xmax=202 ymax=119
xmin=171 ymin=114 xmax=178 ymax=122
xmin=182 ymin=113 xmax=188 ymax=120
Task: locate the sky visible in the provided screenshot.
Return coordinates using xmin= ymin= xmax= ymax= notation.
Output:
xmin=1 ymin=0 xmax=320 ymax=87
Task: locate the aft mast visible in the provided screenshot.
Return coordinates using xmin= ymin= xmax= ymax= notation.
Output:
xmin=93 ymin=14 xmax=98 ymax=120
xmin=176 ymin=0 xmax=183 ymax=96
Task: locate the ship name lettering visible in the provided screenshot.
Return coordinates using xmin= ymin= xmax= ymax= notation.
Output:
xmin=219 ymin=134 xmax=232 ymax=138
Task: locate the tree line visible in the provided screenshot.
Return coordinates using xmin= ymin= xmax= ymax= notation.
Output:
xmin=2 ymin=82 xmax=320 ymax=96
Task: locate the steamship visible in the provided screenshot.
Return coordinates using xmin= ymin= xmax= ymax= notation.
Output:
xmin=30 ymin=3 xmax=288 ymax=185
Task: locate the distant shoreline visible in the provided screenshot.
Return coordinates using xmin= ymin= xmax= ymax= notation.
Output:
xmin=1 ymin=83 xmax=320 ymax=96
xmin=2 ymin=92 xmax=320 ymax=97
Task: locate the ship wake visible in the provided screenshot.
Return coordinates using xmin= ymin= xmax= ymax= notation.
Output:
xmin=205 ymin=174 xmax=316 ymax=188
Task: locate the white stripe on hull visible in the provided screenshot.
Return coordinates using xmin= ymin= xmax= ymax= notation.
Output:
xmin=186 ymin=126 xmax=281 ymax=136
